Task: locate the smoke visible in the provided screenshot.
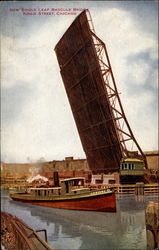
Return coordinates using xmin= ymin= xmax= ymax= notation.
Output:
xmin=26 ymin=157 xmax=46 ymax=183
xmin=27 ymin=174 xmax=48 ymax=183
xmin=27 ymin=157 xmax=46 ymax=176
xmin=29 ymin=167 xmax=39 ymax=176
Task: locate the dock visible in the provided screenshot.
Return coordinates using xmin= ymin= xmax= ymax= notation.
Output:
xmin=146 ymin=202 xmax=159 ymax=249
xmin=1 ymin=212 xmax=53 ymax=250
xmin=85 ymin=183 xmax=159 ymax=195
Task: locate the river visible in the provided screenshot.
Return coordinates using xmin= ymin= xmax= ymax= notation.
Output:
xmin=1 ymin=190 xmax=158 ymax=250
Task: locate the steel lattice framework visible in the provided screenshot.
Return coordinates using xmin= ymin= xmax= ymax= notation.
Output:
xmin=55 ymin=10 xmax=147 ymax=173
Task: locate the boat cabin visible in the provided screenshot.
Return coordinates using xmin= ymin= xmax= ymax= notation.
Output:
xmin=28 ymin=187 xmax=61 ymax=197
xmin=60 ymin=177 xmax=89 ymax=194
xmin=27 ymin=177 xmax=88 ymax=197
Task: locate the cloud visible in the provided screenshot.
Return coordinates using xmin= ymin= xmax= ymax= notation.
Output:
xmin=1 ymin=15 xmax=85 ymax=162
xmin=91 ymin=7 xmax=157 ymax=82
xmin=1 ymin=82 xmax=34 ymax=123
xmin=90 ymin=7 xmax=158 ymax=153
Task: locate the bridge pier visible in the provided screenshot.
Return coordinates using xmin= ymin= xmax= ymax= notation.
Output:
xmin=135 ymin=182 xmax=145 ymax=195
xmin=146 ymin=202 xmax=159 ymax=249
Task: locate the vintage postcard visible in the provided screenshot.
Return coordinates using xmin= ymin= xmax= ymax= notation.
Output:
xmin=1 ymin=1 xmax=158 ymax=250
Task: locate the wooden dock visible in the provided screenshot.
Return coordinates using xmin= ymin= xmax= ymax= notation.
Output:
xmin=86 ymin=183 xmax=159 ymax=195
xmin=146 ymin=202 xmax=159 ymax=249
xmin=1 ymin=212 xmax=53 ymax=250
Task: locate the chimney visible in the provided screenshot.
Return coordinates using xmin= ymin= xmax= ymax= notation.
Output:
xmin=54 ymin=171 xmax=59 ymax=187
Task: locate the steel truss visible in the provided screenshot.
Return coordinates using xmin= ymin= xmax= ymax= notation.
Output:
xmin=86 ymin=10 xmax=147 ymax=168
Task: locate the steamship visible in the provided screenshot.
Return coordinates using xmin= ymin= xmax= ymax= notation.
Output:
xmin=10 ymin=177 xmax=116 ymax=212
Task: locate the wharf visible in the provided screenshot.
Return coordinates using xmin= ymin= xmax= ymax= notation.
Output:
xmin=1 ymin=211 xmax=53 ymax=250
xmin=85 ymin=183 xmax=159 ymax=195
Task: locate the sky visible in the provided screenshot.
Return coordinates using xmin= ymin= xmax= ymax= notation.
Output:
xmin=1 ymin=1 xmax=158 ymax=163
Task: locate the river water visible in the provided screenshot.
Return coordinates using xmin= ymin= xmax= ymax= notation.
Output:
xmin=1 ymin=190 xmax=158 ymax=250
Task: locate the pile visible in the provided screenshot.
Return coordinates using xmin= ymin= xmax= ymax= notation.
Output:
xmin=1 ymin=212 xmax=17 ymax=250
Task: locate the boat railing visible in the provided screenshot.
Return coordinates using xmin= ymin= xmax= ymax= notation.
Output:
xmin=65 ymin=188 xmax=112 ymax=197
xmin=10 ymin=189 xmax=111 ymax=201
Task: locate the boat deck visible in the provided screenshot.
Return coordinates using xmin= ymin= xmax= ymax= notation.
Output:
xmin=10 ymin=189 xmax=112 ymax=201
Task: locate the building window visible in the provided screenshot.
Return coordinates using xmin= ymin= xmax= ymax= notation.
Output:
xmin=121 ymin=163 xmax=124 ymax=170
xmin=124 ymin=164 xmax=127 ymax=170
xmin=108 ymin=179 xmax=115 ymax=184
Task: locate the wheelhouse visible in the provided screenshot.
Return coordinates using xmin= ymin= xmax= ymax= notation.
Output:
xmin=60 ymin=177 xmax=85 ymax=194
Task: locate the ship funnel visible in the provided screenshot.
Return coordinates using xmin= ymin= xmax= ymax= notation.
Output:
xmin=54 ymin=171 xmax=59 ymax=187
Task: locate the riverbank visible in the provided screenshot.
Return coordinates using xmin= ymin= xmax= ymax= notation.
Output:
xmin=1 ymin=211 xmax=53 ymax=250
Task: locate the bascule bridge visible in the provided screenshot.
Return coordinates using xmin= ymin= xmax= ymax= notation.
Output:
xmin=54 ymin=10 xmax=147 ymax=174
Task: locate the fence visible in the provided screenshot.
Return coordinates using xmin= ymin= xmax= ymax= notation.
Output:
xmin=85 ymin=183 xmax=159 ymax=195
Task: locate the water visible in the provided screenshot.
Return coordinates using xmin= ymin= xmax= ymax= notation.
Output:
xmin=1 ymin=190 xmax=158 ymax=250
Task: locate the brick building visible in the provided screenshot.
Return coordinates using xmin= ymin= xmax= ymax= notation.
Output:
xmin=1 ymin=151 xmax=158 ymax=183
xmin=145 ymin=151 xmax=159 ymax=170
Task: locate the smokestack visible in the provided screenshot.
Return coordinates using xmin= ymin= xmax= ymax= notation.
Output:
xmin=54 ymin=171 xmax=59 ymax=187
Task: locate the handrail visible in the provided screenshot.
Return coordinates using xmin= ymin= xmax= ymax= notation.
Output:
xmin=1 ymin=212 xmax=53 ymax=250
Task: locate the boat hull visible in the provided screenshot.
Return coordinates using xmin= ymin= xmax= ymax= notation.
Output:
xmin=10 ymin=192 xmax=116 ymax=212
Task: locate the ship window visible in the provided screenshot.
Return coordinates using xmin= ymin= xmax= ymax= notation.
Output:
xmin=44 ymin=190 xmax=47 ymax=196
xmin=38 ymin=190 xmax=40 ymax=196
xmin=65 ymin=182 xmax=69 ymax=193
xmin=108 ymin=179 xmax=115 ymax=184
